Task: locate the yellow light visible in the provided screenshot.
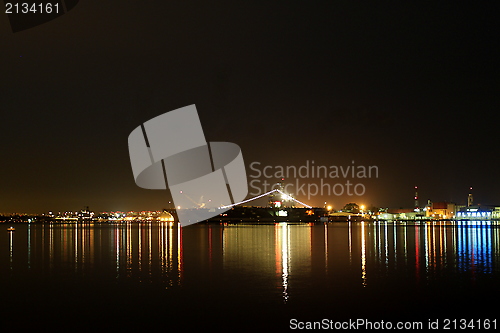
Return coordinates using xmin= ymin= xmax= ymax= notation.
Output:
xmin=327 ymin=205 xmax=332 ymax=211
xmin=360 ymin=205 xmax=365 ymax=211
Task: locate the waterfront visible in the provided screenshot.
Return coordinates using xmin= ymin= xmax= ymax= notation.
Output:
xmin=1 ymin=221 xmax=499 ymax=330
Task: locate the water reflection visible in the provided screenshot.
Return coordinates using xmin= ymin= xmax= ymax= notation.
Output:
xmin=3 ymin=222 xmax=183 ymax=287
xmin=1 ymin=221 xmax=499 ymax=299
xmin=361 ymin=222 xmax=367 ymax=286
xmin=221 ymin=223 xmax=311 ymax=303
xmin=363 ymin=221 xmax=500 ymax=284
xmin=275 ymin=223 xmax=290 ymax=302
xmin=456 ymin=221 xmax=495 ymax=275
xmin=8 ymin=229 xmax=14 ymax=270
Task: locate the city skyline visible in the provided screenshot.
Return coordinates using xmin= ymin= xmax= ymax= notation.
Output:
xmin=1 ymin=2 xmax=498 ymax=213
xmin=0 ymin=185 xmax=491 ymax=219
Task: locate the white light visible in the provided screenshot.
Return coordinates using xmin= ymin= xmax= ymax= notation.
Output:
xmin=277 ymin=210 xmax=288 ymax=217
xmin=275 ymin=189 xmax=312 ymax=208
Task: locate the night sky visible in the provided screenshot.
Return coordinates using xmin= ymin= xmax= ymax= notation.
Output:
xmin=1 ymin=2 xmax=499 ymax=213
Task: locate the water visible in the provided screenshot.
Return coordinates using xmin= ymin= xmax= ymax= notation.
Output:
xmin=1 ymin=221 xmax=499 ymax=330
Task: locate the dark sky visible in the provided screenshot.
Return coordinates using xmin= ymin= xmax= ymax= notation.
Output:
xmin=1 ymin=2 xmax=499 ymax=213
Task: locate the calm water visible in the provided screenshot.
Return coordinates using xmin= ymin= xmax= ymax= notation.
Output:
xmin=1 ymin=221 xmax=499 ymax=330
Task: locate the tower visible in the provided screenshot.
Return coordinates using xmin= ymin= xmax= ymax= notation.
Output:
xmin=467 ymin=187 xmax=473 ymax=207
xmin=414 ymin=186 xmax=419 ymax=209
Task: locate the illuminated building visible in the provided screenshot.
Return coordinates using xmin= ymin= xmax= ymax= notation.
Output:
xmin=456 ymin=205 xmax=494 ymax=220
xmin=426 ymin=202 xmax=456 ymax=219
xmin=158 ymin=210 xmax=175 ymax=222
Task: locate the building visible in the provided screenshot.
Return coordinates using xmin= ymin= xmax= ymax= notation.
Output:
xmin=379 ymin=208 xmax=426 ymax=220
xmin=426 ymin=202 xmax=456 ymax=219
xmin=456 ymin=205 xmax=495 ymax=220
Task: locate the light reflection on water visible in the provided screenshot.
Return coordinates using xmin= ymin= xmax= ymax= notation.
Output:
xmin=1 ymin=221 xmax=499 ymax=300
